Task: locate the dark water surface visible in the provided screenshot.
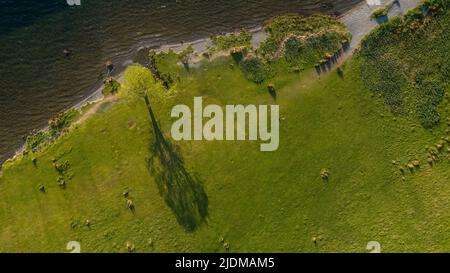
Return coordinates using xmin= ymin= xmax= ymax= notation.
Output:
xmin=0 ymin=0 xmax=362 ymax=164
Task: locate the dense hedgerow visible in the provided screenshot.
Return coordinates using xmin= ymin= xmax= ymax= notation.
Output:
xmin=358 ymin=2 xmax=450 ymax=127
xmin=259 ymin=14 xmax=351 ymax=64
xmin=228 ymin=14 xmax=352 ymax=84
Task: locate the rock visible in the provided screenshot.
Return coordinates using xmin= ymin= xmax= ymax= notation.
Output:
xmin=63 ymin=49 xmax=71 ymax=57
xmin=105 ymin=61 xmax=114 ymax=72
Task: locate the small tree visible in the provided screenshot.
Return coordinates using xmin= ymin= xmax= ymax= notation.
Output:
xmin=178 ymin=45 xmax=194 ymax=71
xmin=119 ymin=65 xmax=166 ymax=136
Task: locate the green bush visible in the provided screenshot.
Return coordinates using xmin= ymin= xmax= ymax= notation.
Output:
xmin=211 ymin=31 xmax=252 ymax=51
xmin=230 ymin=47 xmax=246 ymax=63
xmin=26 ymin=131 xmax=50 ymax=152
xmin=259 ymin=15 xmax=351 ymax=60
xmin=284 ymin=36 xmax=302 ymax=62
xmin=25 ymin=109 xmax=79 ymax=152
xmin=48 ymin=109 xmax=79 ymax=132
xmin=403 ymin=8 xmax=423 ymax=25
xmin=300 ymin=31 xmax=343 ymax=65
xmin=149 ymin=49 xmax=185 ymax=88
xmin=102 ymin=78 xmax=120 ymax=96
xmin=239 ymin=57 xmax=269 ymax=84
xmin=178 ymin=45 xmax=194 ymax=64
xmin=371 ymin=7 xmax=389 ymax=18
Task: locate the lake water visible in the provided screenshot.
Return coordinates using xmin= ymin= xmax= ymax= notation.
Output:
xmin=0 ymin=0 xmax=362 ymax=164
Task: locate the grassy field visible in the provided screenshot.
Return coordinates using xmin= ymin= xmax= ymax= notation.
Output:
xmin=0 ymin=4 xmax=449 ymax=253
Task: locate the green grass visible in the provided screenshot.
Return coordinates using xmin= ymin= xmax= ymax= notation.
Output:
xmin=0 ymin=8 xmax=449 ymax=253
xmin=359 ymin=5 xmax=450 ymax=127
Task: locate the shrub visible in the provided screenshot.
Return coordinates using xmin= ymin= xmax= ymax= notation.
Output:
xmin=371 ymin=8 xmax=389 ymax=18
xmin=284 ymin=36 xmax=302 ymax=62
xmin=178 ymin=45 xmax=194 ymax=65
xmin=26 ymin=108 xmax=78 ymax=152
xmin=403 ymin=8 xmax=424 ymax=26
xmin=48 ymin=109 xmax=79 ymax=132
xmin=299 ymin=31 xmax=343 ymax=65
xmin=102 ymin=77 xmax=120 ymax=96
xmin=230 ymin=47 xmax=245 ymax=63
xmin=211 ymin=31 xmax=252 ymax=51
xmin=239 ymin=57 xmax=269 ymax=83
xmin=26 ymin=131 xmax=50 ymax=152
xmin=54 ymin=160 xmax=70 ymax=174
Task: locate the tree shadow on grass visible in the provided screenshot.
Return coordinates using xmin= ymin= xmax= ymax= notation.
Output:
xmin=144 ymin=96 xmax=208 ymax=232
xmin=315 ymin=46 xmax=347 ymax=74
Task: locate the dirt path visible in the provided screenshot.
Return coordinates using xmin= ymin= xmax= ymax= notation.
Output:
xmin=74 ymin=95 xmax=119 ymax=126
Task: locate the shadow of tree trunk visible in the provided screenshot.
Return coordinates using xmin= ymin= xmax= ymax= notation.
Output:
xmin=144 ymin=96 xmax=208 ymax=231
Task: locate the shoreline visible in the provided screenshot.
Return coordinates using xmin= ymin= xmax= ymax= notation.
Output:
xmin=62 ymin=0 xmax=425 ymax=111
xmin=5 ymin=0 xmax=423 ymax=166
